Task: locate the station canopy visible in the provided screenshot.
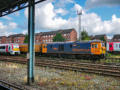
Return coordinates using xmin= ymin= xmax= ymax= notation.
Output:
xmin=0 ymin=0 xmax=45 ymax=17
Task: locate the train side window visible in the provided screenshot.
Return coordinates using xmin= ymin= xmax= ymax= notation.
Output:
xmin=110 ymin=44 xmax=112 ymax=48
xmin=119 ymin=44 xmax=120 ymax=48
xmin=116 ymin=44 xmax=118 ymax=48
xmin=70 ymin=44 xmax=72 ymax=48
xmin=77 ymin=44 xmax=80 ymax=48
xmin=0 ymin=46 xmax=5 ymax=49
xmin=50 ymin=45 xmax=52 ymax=48
xmin=9 ymin=46 xmax=10 ymax=50
xmin=59 ymin=44 xmax=64 ymax=51
xmin=62 ymin=45 xmax=64 ymax=51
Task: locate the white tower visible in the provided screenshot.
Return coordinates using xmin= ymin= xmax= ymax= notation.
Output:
xmin=77 ymin=9 xmax=82 ymax=41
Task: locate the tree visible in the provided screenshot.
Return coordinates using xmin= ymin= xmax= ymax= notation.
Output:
xmin=24 ymin=34 xmax=28 ymax=43
xmin=81 ymin=30 xmax=90 ymax=40
xmin=100 ymin=36 xmax=105 ymax=41
xmin=53 ymin=33 xmax=65 ymax=42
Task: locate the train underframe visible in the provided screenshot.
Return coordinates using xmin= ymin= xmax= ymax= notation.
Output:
xmin=41 ymin=53 xmax=105 ymax=60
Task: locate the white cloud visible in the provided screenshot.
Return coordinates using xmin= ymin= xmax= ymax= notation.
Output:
xmin=22 ymin=30 xmax=28 ymax=35
xmin=107 ymin=35 xmax=113 ymax=39
xmin=85 ymin=0 xmax=120 ymax=9
xmin=25 ymin=2 xmax=67 ymax=30
xmin=81 ymin=13 xmax=120 ymax=35
xmin=24 ymin=1 xmax=120 ymax=38
xmin=74 ymin=4 xmax=82 ymax=11
xmin=0 ymin=22 xmax=17 ymax=36
xmin=9 ymin=22 xmax=17 ymax=29
xmin=55 ymin=8 xmax=68 ymax=16
xmin=1 ymin=0 xmax=119 ymax=38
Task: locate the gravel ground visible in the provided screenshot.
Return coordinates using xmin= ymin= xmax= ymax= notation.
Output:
xmin=0 ymin=61 xmax=120 ymax=90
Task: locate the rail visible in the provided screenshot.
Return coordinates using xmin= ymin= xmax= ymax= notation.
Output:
xmin=0 ymin=80 xmax=26 ymax=90
xmin=0 ymin=56 xmax=120 ymax=77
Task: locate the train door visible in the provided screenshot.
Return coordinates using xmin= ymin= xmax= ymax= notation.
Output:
xmin=91 ymin=42 xmax=100 ymax=55
xmin=8 ymin=45 xmax=11 ymax=52
xmin=58 ymin=44 xmax=64 ymax=51
xmin=109 ymin=42 xmax=113 ymax=51
xmin=6 ymin=45 xmax=8 ymax=52
xmin=42 ymin=44 xmax=47 ymax=53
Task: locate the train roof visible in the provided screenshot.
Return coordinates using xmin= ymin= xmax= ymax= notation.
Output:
xmin=0 ymin=43 xmax=19 ymax=45
xmin=43 ymin=40 xmax=103 ymax=44
xmin=107 ymin=41 xmax=120 ymax=43
xmin=0 ymin=43 xmax=19 ymax=47
xmin=17 ymin=40 xmax=104 ymax=45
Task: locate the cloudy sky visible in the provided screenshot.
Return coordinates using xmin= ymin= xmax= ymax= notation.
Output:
xmin=0 ymin=0 xmax=120 ymax=39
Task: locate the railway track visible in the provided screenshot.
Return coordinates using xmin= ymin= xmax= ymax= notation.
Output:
xmin=0 ymin=56 xmax=120 ymax=77
xmin=0 ymin=80 xmax=27 ymax=90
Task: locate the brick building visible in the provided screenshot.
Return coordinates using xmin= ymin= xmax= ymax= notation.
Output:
xmin=112 ymin=34 xmax=120 ymax=41
xmin=12 ymin=34 xmax=25 ymax=44
xmin=0 ymin=28 xmax=77 ymax=44
xmin=0 ymin=36 xmax=7 ymax=44
xmin=0 ymin=34 xmax=25 ymax=44
xmin=35 ymin=28 xmax=77 ymax=43
xmin=91 ymin=34 xmax=107 ymax=41
xmin=35 ymin=33 xmax=42 ymax=43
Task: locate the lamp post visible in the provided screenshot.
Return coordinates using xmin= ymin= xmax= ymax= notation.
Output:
xmin=77 ymin=9 xmax=82 ymax=41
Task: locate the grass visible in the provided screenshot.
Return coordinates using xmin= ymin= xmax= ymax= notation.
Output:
xmin=106 ymin=53 xmax=120 ymax=58
xmin=0 ymin=61 xmax=120 ymax=89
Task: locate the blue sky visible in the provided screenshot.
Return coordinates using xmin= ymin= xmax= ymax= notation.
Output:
xmin=0 ymin=0 xmax=120 ymax=39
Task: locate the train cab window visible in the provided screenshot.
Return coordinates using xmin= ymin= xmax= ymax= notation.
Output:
xmin=92 ymin=44 xmax=95 ymax=48
xmin=95 ymin=44 xmax=98 ymax=48
xmin=13 ymin=45 xmax=19 ymax=48
xmin=102 ymin=43 xmax=105 ymax=47
xmin=92 ymin=44 xmax=98 ymax=48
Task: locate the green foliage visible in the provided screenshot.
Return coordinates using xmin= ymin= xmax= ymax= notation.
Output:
xmin=81 ymin=30 xmax=90 ymax=40
xmin=24 ymin=34 xmax=28 ymax=43
xmin=106 ymin=53 xmax=112 ymax=57
xmin=100 ymin=36 xmax=105 ymax=41
xmin=53 ymin=33 xmax=65 ymax=42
